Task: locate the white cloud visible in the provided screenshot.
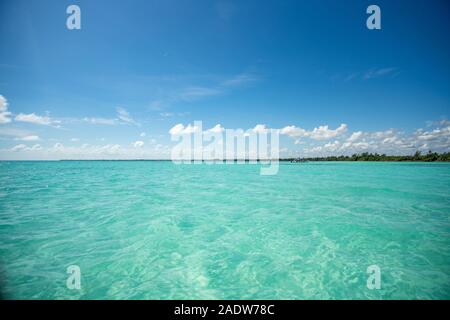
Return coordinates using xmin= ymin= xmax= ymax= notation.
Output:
xmin=170 ymin=122 xmax=273 ymax=137
xmin=347 ymin=131 xmax=363 ymax=142
xmin=167 ymin=121 xmax=449 ymax=158
xmin=169 ymin=123 xmax=185 ymax=135
xmin=324 ymin=140 xmax=341 ymax=151
xmin=183 ymin=124 xmax=200 ymax=134
xmin=83 ymin=117 xmax=117 ymax=125
xmin=382 ymin=136 xmax=398 ymax=144
xmin=116 ymin=107 xmax=138 ymax=125
xmin=82 ymin=108 xmax=139 ymax=126
xmin=16 ymin=135 xmax=40 ymax=141
xmin=15 ymin=113 xmax=60 ymax=126
xmin=10 ymin=143 xmax=43 ymax=152
xmin=298 ymin=120 xmax=450 ymax=157
xmin=309 ymin=124 xmax=347 ymax=140
xmin=341 ymin=141 xmax=352 ymax=149
xmin=30 ymin=144 xmax=42 ymax=151
xmin=71 ymin=138 xmax=80 ymax=142
xmin=363 ymin=67 xmax=397 ymax=80
xmin=11 ymin=144 xmax=27 ymax=152
xmin=305 ymin=146 xmax=323 ymax=153
xmin=140 ymin=132 xmax=146 ymax=137
xmin=0 ymin=142 xmax=173 ymax=160
xmin=169 ymin=123 xmax=200 ymax=135
xmin=352 ymin=141 xmax=369 ymax=149
xmin=371 ymin=129 xmax=395 ymax=139
xmin=280 ymin=125 xmax=308 ymax=138
xmin=206 ymin=124 xmax=224 ymax=133
xmin=416 ymin=126 xmax=450 ymax=141
xmin=5 ymin=118 xmax=449 ymax=160
xmin=252 ymin=124 xmax=269 ymax=134
xmin=0 ymin=95 xmax=12 ymax=124
xmin=280 ymin=123 xmax=347 ymax=140
xmin=99 ymin=144 xmax=120 ymax=153
xmin=0 ymin=95 xmax=8 ymax=112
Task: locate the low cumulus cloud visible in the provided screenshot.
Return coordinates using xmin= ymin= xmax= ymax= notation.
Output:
xmin=169 ymin=123 xmax=275 ymax=137
xmin=301 ymin=121 xmax=450 ymax=156
xmin=169 ymin=123 xmax=201 ymax=135
xmin=1 ymin=142 xmax=171 ymax=160
xmin=280 ymin=123 xmax=347 ymax=140
xmin=15 ymin=113 xmax=61 ymax=127
xmin=0 ymin=95 xmax=12 ymax=124
xmin=15 ymin=135 xmax=40 ymax=141
xmin=169 ymin=120 xmax=450 ymax=158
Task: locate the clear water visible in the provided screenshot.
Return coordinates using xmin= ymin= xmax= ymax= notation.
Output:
xmin=0 ymin=161 xmax=449 ymax=299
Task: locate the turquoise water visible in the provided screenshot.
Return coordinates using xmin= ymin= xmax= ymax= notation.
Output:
xmin=0 ymin=161 xmax=449 ymax=299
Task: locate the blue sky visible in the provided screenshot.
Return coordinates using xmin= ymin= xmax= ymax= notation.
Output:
xmin=0 ymin=0 xmax=449 ymax=159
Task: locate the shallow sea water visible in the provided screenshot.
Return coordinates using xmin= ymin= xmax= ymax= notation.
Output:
xmin=0 ymin=161 xmax=449 ymax=299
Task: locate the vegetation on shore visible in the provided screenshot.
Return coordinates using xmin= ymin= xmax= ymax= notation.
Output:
xmin=284 ymin=151 xmax=450 ymax=162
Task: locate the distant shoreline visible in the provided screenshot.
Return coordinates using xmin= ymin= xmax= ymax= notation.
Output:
xmin=1 ymin=151 xmax=449 ymax=162
xmin=286 ymin=151 xmax=450 ymax=162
